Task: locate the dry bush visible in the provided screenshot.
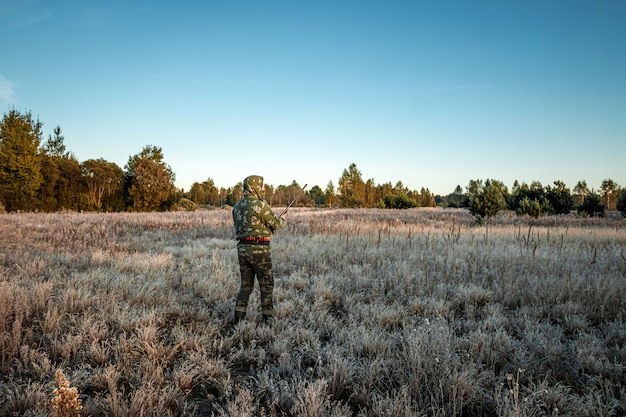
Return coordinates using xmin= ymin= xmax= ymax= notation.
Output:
xmin=0 ymin=208 xmax=624 ymax=416
xmin=52 ymin=369 xmax=83 ymax=416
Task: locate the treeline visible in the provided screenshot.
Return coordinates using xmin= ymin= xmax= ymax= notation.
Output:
xmin=0 ymin=110 xmax=179 ymax=213
xmin=186 ymin=162 xmax=437 ymax=210
xmin=1 ymin=109 xmax=625 ymax=217
xmin=0 ymin=110 xmax=436 ymax=213
xmin=460 ymin=178 xmax=625 ymax=220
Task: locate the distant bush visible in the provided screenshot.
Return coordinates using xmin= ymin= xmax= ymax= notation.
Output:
xmin=177 ymin=198 xmax=197 ymax=211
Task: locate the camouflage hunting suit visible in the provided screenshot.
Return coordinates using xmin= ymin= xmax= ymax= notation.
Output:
xmin=232 ymin=175 xmax=285 ymax=320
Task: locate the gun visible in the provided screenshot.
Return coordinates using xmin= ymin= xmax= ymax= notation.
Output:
xmin=281 ymin=183 xmax=307 ymax=216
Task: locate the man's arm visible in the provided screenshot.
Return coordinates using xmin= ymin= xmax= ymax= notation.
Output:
xmin=261 ymin=201 xmax=286 ymax=232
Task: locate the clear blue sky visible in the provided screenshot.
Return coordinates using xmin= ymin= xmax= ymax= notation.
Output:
xmin=1 ymin=0 xmax=624 ymax=195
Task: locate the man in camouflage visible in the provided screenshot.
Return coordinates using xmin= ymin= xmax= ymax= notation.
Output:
xmin=232 ymin=175 xmax=286 ymax=324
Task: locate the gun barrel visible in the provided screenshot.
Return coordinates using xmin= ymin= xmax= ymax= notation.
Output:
xmin=282 ymin=183 xmax=307 ymax=215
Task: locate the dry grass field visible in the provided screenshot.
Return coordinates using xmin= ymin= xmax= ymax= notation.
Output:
xmin=0 ymin=208 xmax=624 ymax=416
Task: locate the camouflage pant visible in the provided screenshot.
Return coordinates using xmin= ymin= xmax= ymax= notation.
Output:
xmin=235 ymin=245 xmax=275 ymax=317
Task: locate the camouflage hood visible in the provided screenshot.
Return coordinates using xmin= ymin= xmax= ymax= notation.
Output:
xmin=243 ymin=175 xmax=264 ymax=200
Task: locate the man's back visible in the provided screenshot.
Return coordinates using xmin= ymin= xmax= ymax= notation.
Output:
xmin=232 ymin=175 xmax=284 ymax=239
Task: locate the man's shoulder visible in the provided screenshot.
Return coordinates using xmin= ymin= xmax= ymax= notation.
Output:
xmin=243 ymin=196 xmax=265 ymax=205
xmin=233 ymin=196 xmax=263 ymax=210
xmin=234 ymin=196 xmax=252 ymax=205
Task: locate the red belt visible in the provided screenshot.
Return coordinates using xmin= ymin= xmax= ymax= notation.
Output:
xmin=238 ymin=237 xmax=271 ymax=245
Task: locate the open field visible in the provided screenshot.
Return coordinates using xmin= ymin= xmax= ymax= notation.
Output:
xmin=0 ymin=208 xmax=625 ymax=416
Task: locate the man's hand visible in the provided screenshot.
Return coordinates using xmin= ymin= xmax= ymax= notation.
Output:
xmin=280 ymin=212 xmax=287 ymax=220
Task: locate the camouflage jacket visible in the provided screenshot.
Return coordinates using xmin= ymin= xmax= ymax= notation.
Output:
xmin=232 ymin=175 xmax=285 ymax=246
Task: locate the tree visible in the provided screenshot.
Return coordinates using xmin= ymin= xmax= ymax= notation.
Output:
xmin=573 ymin=180 xmax=589 ymax=207
xmin=417 ymin=187 xmax=435 ymax=208
xmin=467 ymin=179 xmax=508 ymax=220
xmin=38 ymin=128 xmax=66 ymax=211
xmin=600 ymin=179 xmax=619 ymax=211
xmin=518 ymin=197 xmax=545 ymax=218
xmin=42 ymin=126 xmax=68 ymax=158
xmin=281 ymin=181 xmax=305 ymax=207
xmin=124 ymin=145 xmax=173 ymax=190
xmin=325 ymin=181 xmax=335 ymax=208
xmin=207 ymin=178 xmax=220 ymax=205
xmin=376 ymin=182 xmax=394 ymax=207
xmin=445 ymin=185 xmax=465 ymax=208
xmin=466 ymin=179 xmax=483 ymax=196
xmin=188 ymin=182 xmax=207 ymax=205
xmin=38 ymin=152 xmax=61 ymax=211
xmin=545 ymin=180 xmax=574 ymax=215
xmin=338 ymin=163 xmax=365 ymax=208
xmin=509 ymin=181 xmax=551 ymax=217
xmin=384 ymin=181 xmax=413 ymax=208
xmin=308 ymin=185 xmax=326 ymax=207
xmin=128 ymin=158 xmax=173 ymax=211
xmin=0 ymin=109 xmax=43 ymax=211
xmin=263 ymin=183 xmax=274 ymax=205
xmin=188 ymin=178 xmax=219 ymax=206
xmin=56 ymin=156 xmax=84 ymax=210
xmin=38 ymin=127 xmax=84 ymax=211
xmin=82 ymin=158 xmax=124 ymax=210
xmin=364 ymin=179 xmax=377 ymax=207
xmin=511 ymin=180 xmax=521 ymax=195
xmin=125 ymin=145 xmax=175 ymax=211
xmin=225 ymin=182 xmax=243 ymax=206
xmin=273 ymin=183 xmax=290 ymax=207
